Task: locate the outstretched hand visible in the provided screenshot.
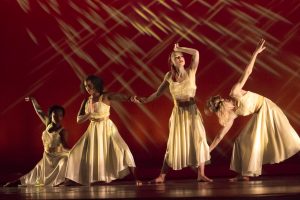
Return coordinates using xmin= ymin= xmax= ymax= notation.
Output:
xmin=130 ymin=96 xmax=141 ymax=104
xmin=130 ymin=96 xmax=147 ymax=104
xmin=254 ymin=38 xmax=266 ymax=54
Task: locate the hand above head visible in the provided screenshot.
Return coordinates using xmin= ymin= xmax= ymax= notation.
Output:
xmin=173 ymin=43 xmax=180 ymax=51
xmin=254 ymin=38 xmax=266 ymax=55
xmin=25 ymin=96 xmax=34 ymax=102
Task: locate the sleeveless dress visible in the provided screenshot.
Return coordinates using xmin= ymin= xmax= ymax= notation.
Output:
xmin=163 ymin=69 xmax=210 ymax=170
xmin=230 ymin=91 xmax=300 ymax=176
xmin=20 ymin=125 xmax=69 ymax=186
xmin=65 ymin=95 xmax=136 ymax=185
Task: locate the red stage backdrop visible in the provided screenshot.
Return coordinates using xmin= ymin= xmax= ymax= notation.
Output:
xmin=0 ymin=0 xmax=299 ymax=178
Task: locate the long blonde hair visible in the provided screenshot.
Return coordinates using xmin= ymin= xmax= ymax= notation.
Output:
xmin=168 ymin=51 xmax=177 ymax=81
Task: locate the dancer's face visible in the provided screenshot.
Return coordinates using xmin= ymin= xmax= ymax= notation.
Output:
xmin=171 ymin=52 xmax=185 ymax=68
xmin=84 ymin=80 xmax=96 ymax=95
xmin=51 ymin=110 xmax=64 ymax=124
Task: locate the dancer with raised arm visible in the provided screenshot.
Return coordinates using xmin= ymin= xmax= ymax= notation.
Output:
xmin=134 ymin=43 xmax=212 ymax=183
xmin=4 ymin=97 xmax=69 ymax=187
xmin=206 ymin=39 xmax=300 ymax=181
xmin=65 ymin=75 xmax=142 ymax=186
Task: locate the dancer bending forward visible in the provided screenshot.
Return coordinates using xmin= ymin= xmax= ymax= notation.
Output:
xmin=206 ymin=39 xmax=300 ymax=181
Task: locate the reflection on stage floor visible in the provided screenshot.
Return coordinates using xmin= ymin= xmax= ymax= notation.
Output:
xmin=1 ymin=176 xmax=300 ymax=199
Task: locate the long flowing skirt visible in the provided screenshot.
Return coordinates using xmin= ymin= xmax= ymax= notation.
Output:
xmin=20 ymin=151 xmax=68 ymax=186
xmin=65 ymin=119 xmax=135 ymax=185
xmin=230 ymin=98 xmax=300 ymax=176
xmin=164 ymin=104 xmax=210 ymax=170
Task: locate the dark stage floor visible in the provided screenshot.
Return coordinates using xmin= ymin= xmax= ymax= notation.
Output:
xmin=1 ymin=176 xmax=300 ymax=200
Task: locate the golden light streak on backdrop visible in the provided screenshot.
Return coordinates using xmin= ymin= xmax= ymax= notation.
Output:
xmin=2 ymin=0 xmax=299 ymax=166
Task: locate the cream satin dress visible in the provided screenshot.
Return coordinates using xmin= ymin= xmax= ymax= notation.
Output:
xmin=65 ymin=95 xmax=135 ymax=185
xmin=230 ymin=91 xmax=300 ymax=176
xmin=20 ymin=125 xmax=69 ymax=186
xmin=163 ymin=69 xmax=210 ymax=170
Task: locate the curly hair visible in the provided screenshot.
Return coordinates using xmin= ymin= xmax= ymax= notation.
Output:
xmin=206 ymin=95 xmax=232 ymax=126
xmin=47 ymin=105 xmax=65 ymax=125
xmin=206 ymin=95 xmax=224 ymax=113
xmin=48 ymin=105 xmax=65 ymax=117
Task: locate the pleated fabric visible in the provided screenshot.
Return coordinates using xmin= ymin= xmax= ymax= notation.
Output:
xmin=164 ymin=69 xmax=210 ymax=170
xmin=20 ymin=125 xmax=69 ymax=186
xmin=65 ymin=97 xmax=135 ymax=185
xmin=230 ymin=91 xmax=300 ymax=176
xmin=165 ymin=104 xmax=210 ymax=170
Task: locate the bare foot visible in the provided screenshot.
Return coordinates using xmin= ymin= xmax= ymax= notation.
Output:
xmin=197 ymin=175 xmax=213 ymax=182
xmin=148 ymin=176 xmax=165 ymax=184
xmin=229 ymin=176 xmax=249 ymax=182
xmin=136 ymin=180 xmax=143 ymax=186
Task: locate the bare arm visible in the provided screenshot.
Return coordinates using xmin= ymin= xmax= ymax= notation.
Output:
xmin=76 ymin=99 xmax=91 ymax=124
xmin=230 ymin=39 xmax=266 ymax=97
xmin=25 ymin=97 xmax=48 ymax=125
xmin=174 ymin=43 xmax=199 ymax=71
xmin=209 ymin=117 xmax=235 ymax=152
xmin=107 ymin=92 xmax=132 ymax=102
xmin=140 ymin=75 xmax=170 ymax=103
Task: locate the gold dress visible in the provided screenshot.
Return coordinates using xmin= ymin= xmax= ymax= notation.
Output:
xmin=65 ymin=95 xmax=135 ymax=185
xmin=230 ymin=91 xmax=300 ymax=176
xmin=20 ymin=125 xmax=69 ymax=186
xmin=163 ymin=69 xmax=210 ymax=170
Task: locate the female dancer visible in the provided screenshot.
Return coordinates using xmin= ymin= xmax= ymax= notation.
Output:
xmin=4 ymin=97 xmax=69 ymax=187
xmin=65 ymin=75 xmax=142 ymax=186
xmin=206 ymin=39 xmax=300 ymax=181
xmin=134 ymin=43 xmax=212 ymax=183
